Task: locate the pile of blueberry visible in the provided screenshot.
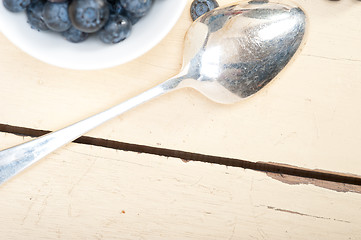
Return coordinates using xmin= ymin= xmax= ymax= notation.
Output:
xmin=3 ymin=0 xmax=153 ymax=43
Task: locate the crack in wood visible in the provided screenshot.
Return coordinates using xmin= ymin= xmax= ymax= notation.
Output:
xmin=303 ymin=54 xmax=361 ymax=63
xmin=1 ymin=123 xmax=361 ymax=186
xmin=262 ymin=205 xmax=351 ymax=224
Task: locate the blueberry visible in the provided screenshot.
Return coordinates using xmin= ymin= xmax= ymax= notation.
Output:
xmin=190 ymin=0 xmax=219 ymax=21
xmin=69 ymin=0 xmax=110 ymax=33
xmin=26 ymin=0 xmax=49 ymax=31
xmin=98 ymin=14 xmax=131 ymax=44
xmin=120 ymin=0 xmax=152 ymax=18
xmin=43 ymin=1 xmax=71 ymax=32
xmin=124 ymin=11 xmax=141 ymax=25
xmin=107 ymin=0 xmax=141 ymax=25
xmin=3 ymin=0 xmax=31 ymax=12
xmin=107 ymin=0 xmax=124 ymax=15
xmin=62 ymin=26 xmax=89 ymax=43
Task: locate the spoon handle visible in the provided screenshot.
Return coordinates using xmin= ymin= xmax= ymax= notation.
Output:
xmin=0 ymin=76 xmax=183 ymax=185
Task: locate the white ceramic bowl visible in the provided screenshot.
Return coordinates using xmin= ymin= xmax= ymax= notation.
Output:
xmin=0 ymin=0 xmax=187 ymax=70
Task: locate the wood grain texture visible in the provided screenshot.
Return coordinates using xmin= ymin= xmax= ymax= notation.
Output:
xmin=1 ymin=0 xmax=361 ymax=175
xmin=1 ymin=133 xmax=361 ymax=240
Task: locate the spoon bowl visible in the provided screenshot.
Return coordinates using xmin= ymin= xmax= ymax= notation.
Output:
xmin=179 ymin=0 xmax=306 ymax=103
xmin=0 ymin=1 xmax=307 ymax=184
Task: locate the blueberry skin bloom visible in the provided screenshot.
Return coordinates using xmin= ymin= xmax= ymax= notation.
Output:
xmin=43 ymin=1 xmax=71 ymax=32
xmin=190 ymin=0 xmax=219 ymax=21
xmin=26 ymin=0 xmax=49 ymax=31
xmin=120 ymin=0 xmax=152 ymax=18
xmin=62 ymin=26 xmax=89 ymax=43
xmin=3 ymin=0 xmax=31 ymax=12
xmin=69 ymin=0 xmax=110 ymax=33
xmin=99 ymin=14 xmax=131 ymax=44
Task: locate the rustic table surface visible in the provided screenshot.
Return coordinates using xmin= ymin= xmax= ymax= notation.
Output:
xmin=1 ymin=0 xmax=361 ymax=239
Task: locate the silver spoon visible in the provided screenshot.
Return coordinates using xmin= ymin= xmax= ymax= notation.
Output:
xmin=0 ymin=0 xmax=306 ymax=184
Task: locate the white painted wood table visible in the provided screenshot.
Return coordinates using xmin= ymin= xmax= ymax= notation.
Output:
xmin=1 ymin=0 xmax=361 ymax=239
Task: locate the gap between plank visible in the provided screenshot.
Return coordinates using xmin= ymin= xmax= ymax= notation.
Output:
xmin=1 ymin=123 xmax=361 ymax=186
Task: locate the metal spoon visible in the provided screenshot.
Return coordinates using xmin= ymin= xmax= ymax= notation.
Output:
xmin=0 ymin=0 xmax=306 ymax=184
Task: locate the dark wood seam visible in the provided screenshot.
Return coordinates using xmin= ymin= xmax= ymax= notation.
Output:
xmin=1 ymin=123 xmax=361 ymax=186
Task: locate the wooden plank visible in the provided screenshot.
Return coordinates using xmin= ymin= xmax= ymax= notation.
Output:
xmin=0 ymin=133 xmax=361 ymax=240
xmin=1 ymin=0 xmax=361 ymax=175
